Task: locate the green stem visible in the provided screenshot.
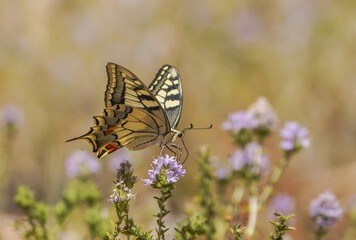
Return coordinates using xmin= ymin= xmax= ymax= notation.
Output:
xmin=245 ymin=184 xmax=259 ymax=237
xmin=198 ymin=151 xmax=215 ymax=239
xmin=156 ymin=190 xmax=170 ymax=240
xmin=23 ymin=208 xmax=38 ymax=239
xmin=158 ymin=197 xmax=164 ymax=240
xmin=259 ymin=158 xmax=289 ymax=208
xmin=40 ymin=221 xmax=49 ymax=240
xmin=315 ymin=227 xmax=326 ymax=240
xmin=228 ymin=184 xmax=245 ymax=234
xmin=125 ymin=210 xmax=129 ymax=240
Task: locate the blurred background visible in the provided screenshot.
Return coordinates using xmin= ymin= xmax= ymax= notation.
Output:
xmin=1 ymin=0 xmax=356 ymax=239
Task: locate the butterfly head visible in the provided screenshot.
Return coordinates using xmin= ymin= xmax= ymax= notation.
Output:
xmin=171 ymin=129 xmax=184 ymax=142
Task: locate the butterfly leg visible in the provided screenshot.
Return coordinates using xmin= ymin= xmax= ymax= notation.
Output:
xmin=168 ymin=143 xmax=183 ymax=163
xmin=159 ymin=145 xmax=166 ymax=156
xmin=165 ymin=145 xmax=178 ymax=158
xmin=160 ymin=143 xmax=180 ymax=160
xmin=160 ymin=144 xmax=177 ymax=159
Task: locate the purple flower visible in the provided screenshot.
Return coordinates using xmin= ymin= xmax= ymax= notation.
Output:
xmin=270 ymin=194 xmax=295 ymax=216
xmin=221 ymin=111 xmax=257 ymax=132
xmin=247 ymin=97 xmax=278 ymax=130
xmin=229 ymin=142 xmax=269 ymax=174
xmin=143 ymin=155 xmax=186 ymax=186
xmin=222 ymin=97 xmax=278 ymax=134
xmin=309 ymin=191 xmax=343 ymax=227
xmin=108 ymin=189 xmax=120 ymax=204
xmin=65 ymin=150 xmax=101 ymax=178
xmin=215 ymin=166 xmax=230 ymax=180
xmin=279 ymin=121 xmax=310 ymax=151
xmin=108 ymin=182 xmax=135 ymax=204
xmin=1 ymin=104 xmax=24 ymax=127
xmin=210 ymin=156 xmax=230 ymax=180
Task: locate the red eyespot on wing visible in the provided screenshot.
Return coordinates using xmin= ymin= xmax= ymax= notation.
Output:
xmin=97 ymin=142 xmax=121 ymax=158
xmin=105 ymin=142 xmax=120 ymax=153
xmin=104 ymin=129 xmax=115 ymax=135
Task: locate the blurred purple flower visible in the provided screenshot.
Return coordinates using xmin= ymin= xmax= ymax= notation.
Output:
xmin=229 ymin=142 xmax=269 ymax=174
xmin=222 ymin=97 xmax=278 ymax=134
xmin=65 ymin=150 xmax=101 ymax=178
xmin=1 ymin=104 xmax=24 ymax=127
xmin=215 ymin=166 xmax=230 ymax=180
xmin=279 ymin=121 xmax=310 ymax=151
xmin=309 ymin=191 xmax=343 ymax=228
xmin=221 ymin=111 xmax=257 ymax=132
xmin=143 ymin=155 xmax=186 ymax=186
xmin=247 ymin=97 xmax=278 ymax=130
xmin=270 ymin=194 xmax=295 ymax=216
xmin=210 ymin=155 xmax=230 ymax=180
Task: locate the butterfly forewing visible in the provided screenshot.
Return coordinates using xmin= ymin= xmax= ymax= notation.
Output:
xmin=105 ymin=63 xmax=168 ymax=119
xmin=148 ymin=65 xmax=183 ymax=129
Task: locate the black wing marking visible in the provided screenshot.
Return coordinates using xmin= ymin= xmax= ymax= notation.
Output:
xmin=104 ymin=63 xmax=170 ymax=128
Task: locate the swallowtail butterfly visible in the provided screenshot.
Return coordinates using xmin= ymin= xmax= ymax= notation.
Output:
xmin=67 ymin=63 xmax=184 ymax=158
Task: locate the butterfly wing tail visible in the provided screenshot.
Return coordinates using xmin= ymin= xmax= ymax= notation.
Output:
xmin=66 ymin=104 xmax=162 ymax=158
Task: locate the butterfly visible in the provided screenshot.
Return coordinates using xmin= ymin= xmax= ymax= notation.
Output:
xmin=67 ymin=62 xmax=186 ymax=158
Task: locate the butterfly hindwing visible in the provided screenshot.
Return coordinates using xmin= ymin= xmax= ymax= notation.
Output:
xmin=67 ymin=104 xmax=168 ymax=158
xmin=148 ymin=65 xmax=183 ymax=129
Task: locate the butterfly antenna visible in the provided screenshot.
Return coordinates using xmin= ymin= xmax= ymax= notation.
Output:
xmin=181 ymin=137 xmax=189 ymax=164
xmin=180 ymin=124 xmax=212 ymax=164
xmin=182 ymin=123 xmax=213 ymax=133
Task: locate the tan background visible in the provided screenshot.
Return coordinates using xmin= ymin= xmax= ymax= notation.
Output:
xmin=1 ymin=0 xmax=356 ymax=239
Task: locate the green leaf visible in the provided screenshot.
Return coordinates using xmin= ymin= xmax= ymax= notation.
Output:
xmin=14 ymin=185 xmax=35 ymax=211
xmin=33 ymin=202 xmax=48 ymax=225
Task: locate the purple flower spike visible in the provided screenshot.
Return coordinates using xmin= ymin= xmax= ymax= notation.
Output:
xmin=280 ymin=121 xmax=310 ymax=151
xmin=309 ymin=191 xmax=343 ymax=227
xmin=109 ymin=189 xmax=119 ymax=204
xmin=229 ymin=142 xmax=269 ymax=174
xmin=65 ymin=150 xmax=101 ymax=178
xmin=210 ymin=156 xmax=230 ymax=180
xmin=222 ymin=97 xmax=278 ymax=133
xmin=108 ymin=184 xmax=135 ymax=204
xmin=143 ymin=155 xmax=186 ymax=186
xmin=221 ymin=111 xmax=256 ymax=132
xmin=215 ymin=166 xmax=230 ymax=180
